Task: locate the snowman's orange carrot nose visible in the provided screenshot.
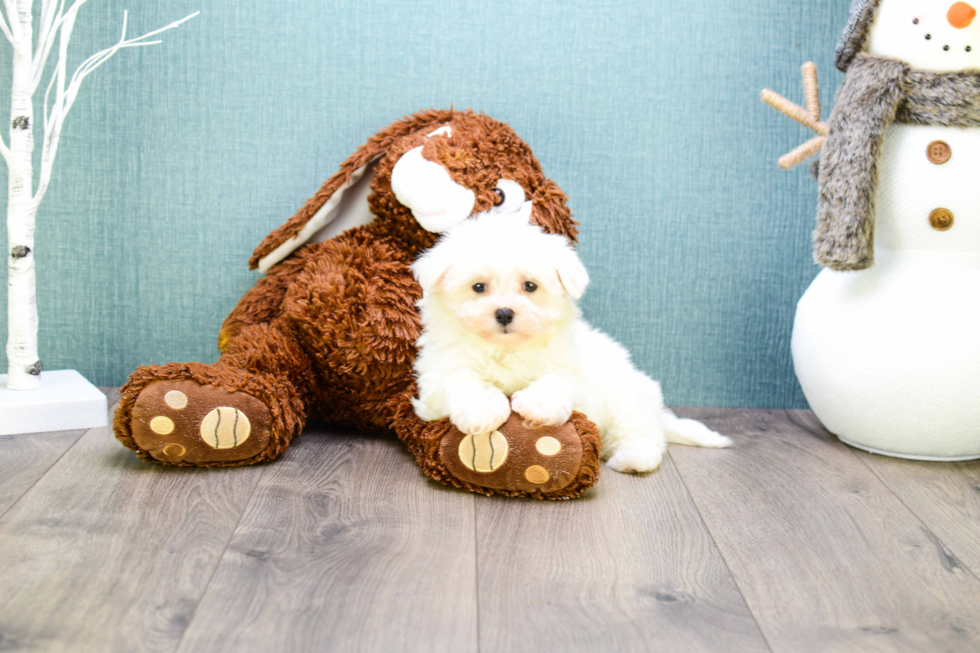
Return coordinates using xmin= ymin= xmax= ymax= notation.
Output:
xmin=948 ymin=2 xmax=977 ymax=28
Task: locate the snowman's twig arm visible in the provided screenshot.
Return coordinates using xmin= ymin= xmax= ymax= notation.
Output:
xmin=761 ymin=63 xmax=829 ymax=169
xmin=779 ymin=136 xmax=826 ymax=171
xmin=803 ymin=62 xmax=820 ymax=121
xmin=760 ymin=89 xmax=826 ymax=134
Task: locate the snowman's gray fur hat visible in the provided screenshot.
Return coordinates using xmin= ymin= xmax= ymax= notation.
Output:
xmin=836 ymin=0 xmax=883 ymax=71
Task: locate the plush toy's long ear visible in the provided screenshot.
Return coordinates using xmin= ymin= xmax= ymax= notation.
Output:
xmin=249 ymin=109 xmax=459 ymax=271
xmin=529 ymin=178 xmax=579 ymax=245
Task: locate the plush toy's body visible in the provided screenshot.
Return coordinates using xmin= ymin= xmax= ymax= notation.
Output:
xmin=770 ymin=1 xmax=980 ymax=460
xmin=115 ymin=110 xmax=601 ymax=499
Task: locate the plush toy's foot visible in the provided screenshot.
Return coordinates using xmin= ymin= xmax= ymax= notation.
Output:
xmin=393 ymin=402 xmax=602 ymax=500
xmin=115 ymin=363 xmax=301 ymax=467
xmin=128 ymin=379 xmax=272 ymax=464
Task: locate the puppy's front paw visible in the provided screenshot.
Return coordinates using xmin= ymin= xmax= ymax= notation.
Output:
xmin=607 ymin=441 xmax=665 ymax=474
xmin=450 ymin=388 xmax=512 ymax=435
xmin=511 ymin=387 xmax=573 ymax=429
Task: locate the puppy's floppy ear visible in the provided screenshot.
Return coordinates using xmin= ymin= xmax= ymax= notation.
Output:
xmin=250 ymin=109 xmax=459 ymax=271
xmin=553 ymin=242 xmax=590 ymax=300
xmin=529 ymin=178 xmax=579 ymax=245
xmin=411 ymin=245 xmax=452 ymax=294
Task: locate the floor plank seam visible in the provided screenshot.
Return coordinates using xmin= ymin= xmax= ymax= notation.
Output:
xmin=846 ymin=446 xmax=980 ymax=586
xmin=472 ymin=495 xmax=482 ymax=653
xmin=0 ymin=430 xmax=87 ymax=522
xmin=0 ymin=396 xmax=122 ymax=522
xmin=168 ymin=464 xmax=270 ymax=653
xmin=665 ymin=448 xmax=776 ymax=653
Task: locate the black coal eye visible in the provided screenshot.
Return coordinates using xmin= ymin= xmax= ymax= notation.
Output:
xmin=473 ymin=283 xmax=486 ymax=293
xmin=926 ymin=33 xmax=932 ymax=40
xmin=913 ymin=18 xmax=919 ymax=25
xmin=493 ymin=188 xmax=505 ymax=205
xmin=523 ymin=281 xmax=537 ymax=293
xmin=944 ymin=44 xmax=951 ymax=51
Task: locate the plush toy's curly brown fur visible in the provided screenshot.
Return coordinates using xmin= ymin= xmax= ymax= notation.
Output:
xmin=114 ymin=109 xmax=601 ymax=499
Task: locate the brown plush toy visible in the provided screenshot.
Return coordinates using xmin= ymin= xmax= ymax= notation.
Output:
xmin=114 ymin=109 xmax=602 ymax=500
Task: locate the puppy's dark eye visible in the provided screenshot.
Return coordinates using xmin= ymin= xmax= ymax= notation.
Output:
xmin=523 ymin=281 xmax=537 ymax=293
xmin=493 ymin=188 xmax=505 ymax=205
xmin=473 ymin=283 xmax=487 ymax=293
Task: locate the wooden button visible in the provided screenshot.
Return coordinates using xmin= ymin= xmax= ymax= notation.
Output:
xmin=927 ymin=140 xmax=951 ymax=164
xmin=929 ymin=208 xmax=954 ymax=231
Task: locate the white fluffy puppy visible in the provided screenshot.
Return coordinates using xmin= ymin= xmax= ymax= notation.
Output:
xmin=411 ymin=206 xmax=731 ymax=473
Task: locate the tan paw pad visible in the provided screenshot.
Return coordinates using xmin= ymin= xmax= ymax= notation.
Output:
xmin=535 ymin=436 xmax=562 ymax=456
xmin=200 ymin=407 xmax=251 ymax=449
xmin=458 ymin=430 xmax=509 ymax=473
xmin=165 ymin=390 xmax=188 ymax=409
xmin=149 ymin=416 xmax=175 ymax=435
xmin=162 ymin=443 xmax=186 ymax=457
xmin=525 ymin=465 xmax=550 ymax=485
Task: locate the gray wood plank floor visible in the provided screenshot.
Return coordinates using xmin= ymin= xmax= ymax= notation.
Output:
xmin=474 ymin=456 xmax=768 ymax=653
xmin=175 ymin=430 xmax=478 ymax=653
xmin=1 ymin=393 xmax=978 ymax=652
xmin=0 ymin=428 xmax=86 ymax=519
xmin=672 ymin=408 xmax=980 ymax=653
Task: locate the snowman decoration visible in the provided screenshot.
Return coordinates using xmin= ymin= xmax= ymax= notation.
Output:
xmin=764 ymin=0 xmax=980 ymax=460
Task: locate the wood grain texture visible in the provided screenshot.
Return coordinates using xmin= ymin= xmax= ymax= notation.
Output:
xmin=671 ymin=408 xmax=980 ymax=653
xmin=852 ymin=450 xmax=980 ymax=579
xmin=0 ymin=429 xmax=85 ymax=517
xmin=0 ymin=390 xmax=117 ymax=519
xmin=0 ymin=391 xmax=265 ymax=653
xmin=5 ymin=402 xmax=980 ymax=653
xmin=176 ymin=427 xmax=478 ymax=653
xmin=474 ymin=455 xmax=770 ymax=653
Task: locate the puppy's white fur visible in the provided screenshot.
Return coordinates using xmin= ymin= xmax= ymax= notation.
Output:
xmin=411 ymin=209 xmax=731 ymax=473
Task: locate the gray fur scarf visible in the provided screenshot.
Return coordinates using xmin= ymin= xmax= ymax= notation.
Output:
xmin=816 ymin=53 xmax=980 ymax=270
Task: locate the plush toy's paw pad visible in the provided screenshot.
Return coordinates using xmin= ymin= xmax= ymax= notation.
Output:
xmin=130 ymin=380 xmax=271 ymax=464
xmin=607 ymin=441 xmax=665 ymax=474
xmin=457 ymin=430 xmax=510 ymax=473
xmin=440 ymin=413 xmax=585 ymax=495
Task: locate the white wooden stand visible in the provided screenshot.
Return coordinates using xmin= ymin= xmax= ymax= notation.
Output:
xmin=0 ymin=369 xmax=108 ymax=436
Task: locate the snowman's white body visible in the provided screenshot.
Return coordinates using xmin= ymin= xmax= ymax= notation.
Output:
xmin=792 ymin=1 xmax=980 ymax=459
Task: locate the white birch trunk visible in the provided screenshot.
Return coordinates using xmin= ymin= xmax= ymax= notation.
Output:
xmin=5 ymin=0 xmax=40 ymax=390
xmin=2 ymin=2 xmax=196 ymax=390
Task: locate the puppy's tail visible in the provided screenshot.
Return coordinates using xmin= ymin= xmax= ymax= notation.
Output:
xmin=662 ymin=409 xmax=733 ymax=448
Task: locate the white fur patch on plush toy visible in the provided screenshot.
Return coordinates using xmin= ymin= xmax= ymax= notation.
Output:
xmin=390 ymin=126 xmax=477 ymax=233
xmin=410 ymin=213 xmax=731 ymax=474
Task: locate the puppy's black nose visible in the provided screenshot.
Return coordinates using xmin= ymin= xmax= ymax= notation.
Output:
xmin=495 ymin=308 xmax=515 ymax=326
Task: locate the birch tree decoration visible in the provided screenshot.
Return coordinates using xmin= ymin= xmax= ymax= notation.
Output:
xmin=2 ymin=2 xmax=197 ymax=390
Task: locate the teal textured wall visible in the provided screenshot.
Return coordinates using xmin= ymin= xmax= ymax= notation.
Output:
xmin=0 ymin=0 xmax=850 ymax=408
